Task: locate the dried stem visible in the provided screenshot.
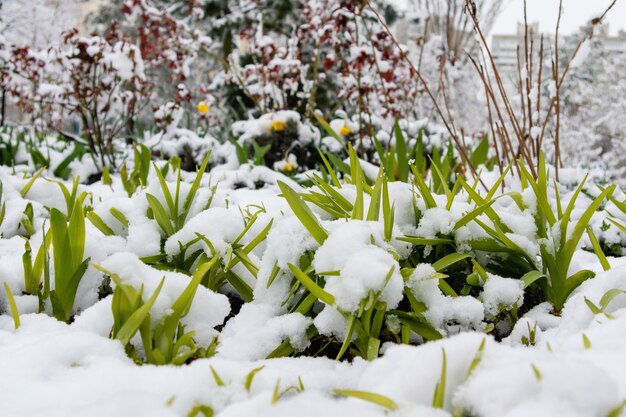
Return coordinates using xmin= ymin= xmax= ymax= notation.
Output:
xmin=366 ymin=0 xmax=487 ymax=190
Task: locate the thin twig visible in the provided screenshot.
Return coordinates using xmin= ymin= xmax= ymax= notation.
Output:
xmin=366 ymin=0 xmax=487 ymax=190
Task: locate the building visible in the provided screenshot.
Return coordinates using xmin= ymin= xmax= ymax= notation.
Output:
xmin=491 ymin=22 xmax=540 ymax=79
xmin=604 ymin=29 xmax=626 ymax=54
xmin=393 ymin=13 xmax=428 ymax=59
xmin=392 ymin=13 xmax=474 ymax=60
xmin=491 ymin=22 xmax=626 ymax=81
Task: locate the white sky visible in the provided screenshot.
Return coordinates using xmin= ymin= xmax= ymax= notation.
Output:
xmin=391 ymin=0 xmax=626 ymax=35
xmin=492 ymin=0 xmax=626 ymax=35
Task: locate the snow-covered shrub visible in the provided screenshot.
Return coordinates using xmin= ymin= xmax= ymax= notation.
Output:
xmin=4 ymin=30 xmax=151 ymax=169
xmin=2 ymin=0 xmax=223 ymax=171
xmin=558 ymin=26 xmax=626 ymax=183
xmin=203 ymin=0 xmax=429 ymax=126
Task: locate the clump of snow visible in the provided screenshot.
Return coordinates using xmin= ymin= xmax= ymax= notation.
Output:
xmin=417 ymin=208 xmax=458 ymax=238
xmin=218 ymin=304 xmax=311 ymax=360
xmin=313 ymin=303 xmax=350 ymax=341
xmin=103 ymin=42 xmax=145 ymax=80
xmin=480 ymin=274 xmax=525 ymax=316
xmin=254 ymin=215 xmax=320 ymax=306
xmin=312 ymin=221 xmax=405 ymax=313
xmin=100 ymin=252 xmax=230 ymax=345
xmin=165 ymin=207 xmax=244 ymax=258
xmin=407 ymin=264 xmax=485 ymax=334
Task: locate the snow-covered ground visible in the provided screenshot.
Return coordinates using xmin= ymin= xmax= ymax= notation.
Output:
xmin=3 ymin=296 xmax=626 ymax=417
xmin=0 ymin=158 xmax=625 ymax=417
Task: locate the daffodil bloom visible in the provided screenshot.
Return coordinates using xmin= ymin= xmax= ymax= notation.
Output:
xmin=196 ymin=102 xmax=210 ymax=114
xmin=339 ymin=125 xmax=352 ymax=136
xmin=282 ymin=162 xmax=296 ymax=173
xmin=274 ymin=153 xmax=298 ymax=173
xmin=272 ymin=120 xmax=286 ymax=132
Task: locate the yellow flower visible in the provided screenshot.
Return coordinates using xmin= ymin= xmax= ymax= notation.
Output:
xmin=339 ymin=125 xmax=352 ymax=136
xmin=196 ymin=102 xmax=210 ymax=114
xmin=282 ymin=162 xmax=296 ymax=173
xmin=272 ymin=120 xmax=286 ymax=132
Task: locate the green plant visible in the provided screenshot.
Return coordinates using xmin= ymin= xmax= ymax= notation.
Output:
xmin=432 ymin=348 xmax=447 ymax=408
xmin=53 ymin=176 xmax=88 ymax=217
xmin=607 ymin=399 xmax=626 ymax=417
xmin=104 ymin=257 xmax=219 ymax=365
xmin=0 ymin=127 xmax=21 ymax=166
xmin=604 ymin=191 xmax=626 ymax=252
xmin=251 ymin=139 xmax=271 ymax=166
xmin=587 ymin=226 xmax=611 ymax=271
xmin=21 ymin=193 xmax=91 ymax=321
xmin=21 ymin=167 xmax=45 ymax=198
xmin=270 ymin=153 xmax=447 ymax=360
xmin=272 ymin=377 xmax=305 ymax=404
xmin=333 ymin=389 xmax=398 ymax=411
xmin=461 ymin=155 xmax=615 ymax=312
xmin=87 ymin=207 xmax=130 ymax=237
xmin=371 ymin=121 xmax=415 ymax=183
xmin=120 ymin=144 xmax=153 ymax=197
xmin=585 ymin=288 xmax=626 ymax=319
xmin=190 ymin=211 xmax=272 ymax=302
xmin=22 ymin=231 xmax=51 ymax=298
xmin=19 ymin=203 xmax=35 ymax=237
xmin=146 ymin=152 xmax=211 ymax=237
xmin=186 ymin=405 xmax=214 ymax=417
xmin=277 ymin=180 xmax=328 ymax=244
xmin=523 ymin=159 xmax=615 ymax=312
xmin=3 ymin=282 xmax=20 ymax=329
xmin=287 ymin=262 xmax=408 ymax=361
xmin=521 ymin=322 xmax=538 ymax=347
xmin=52 ymin=142 xmax=86 ymax=179
xmin=48 ymin=200 xmax=91 ymax=322
xmin=288 ymin=145 xmax=396 ymax=246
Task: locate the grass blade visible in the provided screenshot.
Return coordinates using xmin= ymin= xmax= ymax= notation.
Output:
xmin=287 ymin=263 xmax=334 ymax=305
xmin=181 ymin=152 xmax=211 ymax=225
xmin=432 ymin=348 xmax=447 ymax=408
xmin=146 ymin=193 xmax=175 ymax=236
xmin=394 ymin=120 xmax=409 ymax=182
xmin=587 ymin=226 xmax=610 ymax=271
xmin=312 ymin=113 xmax=346 ymax=151
xmin=87 ymin=212 xmax=115 ymax=236
xmin=432 ymin=252 xmax=471 ymax=272
xmin=278 ymin=181 xmax=328 ymax=245
xmin=115 ymin=278 xmax=165 ymax=346
xmin=21 ymin=167 xmax=45 ymax=198
xmin=411 ymin=165 xmax=437 ymax=209
xmin=3 ymin=282 xmax=20 ymax=329
xmin=333 ymin=389 xmax=398 ymax=411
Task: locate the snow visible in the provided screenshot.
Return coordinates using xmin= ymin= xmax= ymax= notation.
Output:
xmin=165 ymin=207 xmax=244 ymax=258
xmin=100 ymin=252 xmax=231 ymax=345
xmin=6 ymin=289 xmax=626 ymax=417
xmin=312 ymin=221 xmax=406 ymax=313
xmin=407 ymin=264 xmax=485 ymax=334
xmin=2 ymin=0 xmax=626 ymax=412
xmin=417 ymin=208 xmax=458 ymax=238
xmin=480 ymin=274 xmax=525 ymax=316
xmin=232 ymin=111 xmax=319 ymax=148
xmin=254 ymin=215 xmax=320 ymax=306
xmin=103 ymin=42 xmax=146 ymax=80
xmin=0 ymin=222 xmax=624 ymax=417
xmin=217 ymin=304 xmax=311 ymax=360
xmin=1 ymin=132 xmax=626 ymax=416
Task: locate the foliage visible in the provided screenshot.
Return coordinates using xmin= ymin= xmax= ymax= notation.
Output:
xmin=104 ymin=257 xmax=219 ymax=365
